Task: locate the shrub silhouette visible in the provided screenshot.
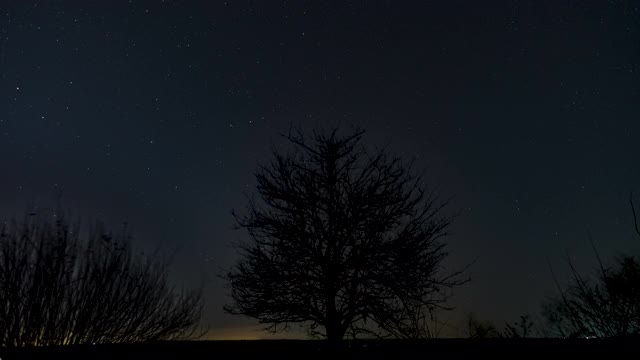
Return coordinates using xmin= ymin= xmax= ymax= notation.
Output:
xmin=465 ymin=313 xmax=499 ymax=339
xmin=0 ymin=211 xmax=203 ymax=347
xmin=544 ymin=255 xmax=640 ymax=338
xmin=544 ymin=195 xmax=640 ymax=338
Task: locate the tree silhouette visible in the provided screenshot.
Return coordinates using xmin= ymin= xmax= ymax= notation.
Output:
xmin=463 ymin=313 xmax=540 ymax=339
xmin=502 ymin=315 xmax=535 ymax=338
xmin=0 ymin=211 xmax=203 ymax=347
xmin=543 ymin=195 xmax=640 ymax=338
xmin=225 ymin=127 xmax=466 ymax=340
xmin=465 ymin=313 xmax=499 ymax=339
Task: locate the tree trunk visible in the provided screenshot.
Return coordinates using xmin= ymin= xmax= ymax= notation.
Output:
xmin=325 ymin=293 xmax=345 ymax=341
xmin=325 ymin=320 xmax=346 ymax=341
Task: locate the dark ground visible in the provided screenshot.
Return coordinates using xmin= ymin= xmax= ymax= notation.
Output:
xmin=1 ymin=339 xmax=638 ymax=360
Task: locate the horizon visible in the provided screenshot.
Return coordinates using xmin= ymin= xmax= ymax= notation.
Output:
xmin=1 ymin=0 xmax=639 ymax=342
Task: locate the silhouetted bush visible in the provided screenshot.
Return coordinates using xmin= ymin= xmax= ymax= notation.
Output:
xmin=0 ymin=211 xmax=203 ymax=347
xmin=543 ymin=196 xmax=640 ymax=338
xmin=502 ymin=315 xmax=535 ymax=338
xmin=544 ymin=255 xmax=640 ymax=338
xmin=465 ymin=313 xmax=500 ymax=338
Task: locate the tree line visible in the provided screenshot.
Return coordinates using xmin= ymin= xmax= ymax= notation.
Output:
xmin=1 ymin=126 xmax=638 ymax=347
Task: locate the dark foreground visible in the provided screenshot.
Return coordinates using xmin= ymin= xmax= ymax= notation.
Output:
xmin=1 ymin=338 xmax=638 ymax=359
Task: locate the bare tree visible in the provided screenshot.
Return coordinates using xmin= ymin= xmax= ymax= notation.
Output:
xmin=465 ymin=313 xmax=499 ymax=339
xmin=502 ymin=315 xmax=535 ymax=338
xmin=225 ymin=127 xmax=466 ymax=340
xmin=0 ymin=211 xmax=203 ymax=347
xmin=376 ymin=305 xmax=451 ymax=339
xmin=543 ymin=194 xmax=640 ymax=338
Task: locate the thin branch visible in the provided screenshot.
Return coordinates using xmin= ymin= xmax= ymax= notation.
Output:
xmin=631 ymin=192 xmax=640 ymax=239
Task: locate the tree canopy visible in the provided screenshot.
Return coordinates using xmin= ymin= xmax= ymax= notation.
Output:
xmin=225 ymin=127 xmax=466 ymax=340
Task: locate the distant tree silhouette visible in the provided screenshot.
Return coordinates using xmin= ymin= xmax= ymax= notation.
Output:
xmin=502 ymin=315 xmax=535 ymax=338
xmin=465 ymin=313 xmax=499 ymax=339
xmin=0 ymin=211 xmax=203 ymax=347
xmin=378 ymin=306 xmax=450 ymax=339
xmin=543 ymin=195 xmax=640 ymax=338
xmin=464 ymin=313 xmax=538 ymax=339
xmin=225 ymin=127 xmax=466 ymax=340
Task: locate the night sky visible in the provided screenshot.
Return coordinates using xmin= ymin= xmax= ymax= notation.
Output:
xmin=1 ymin=1 xmax=639 ymax=339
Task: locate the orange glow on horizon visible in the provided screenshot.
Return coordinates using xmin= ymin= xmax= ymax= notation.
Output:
xmin=204 ymin=326 xmax=307 ymax=341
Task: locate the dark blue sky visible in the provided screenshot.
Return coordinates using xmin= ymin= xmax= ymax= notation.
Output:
xmin=1 ymin=1 xmax=639 ymax=338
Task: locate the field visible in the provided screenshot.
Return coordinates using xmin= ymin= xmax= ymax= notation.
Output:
xmin=2 ymin=338 xmax=637 ymax=359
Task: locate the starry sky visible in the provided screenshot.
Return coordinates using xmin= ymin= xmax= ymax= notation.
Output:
xmin=1 ymin=1 xmax=639 ymax=339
